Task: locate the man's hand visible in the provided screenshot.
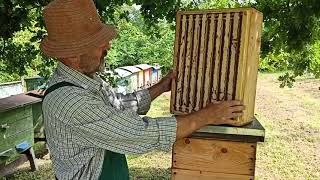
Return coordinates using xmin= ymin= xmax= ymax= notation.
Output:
xmin=157 ymin=70 xmax=174 ymax=93
xmin=196 ymin=100 xmax=245 ymax=125
xmin=176 ymin=100 xmax=245 ymax=140
xmin=148 ymin=70 xmax=174 ymax=101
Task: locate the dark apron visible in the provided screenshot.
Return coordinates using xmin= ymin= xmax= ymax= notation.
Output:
xmin=43 ymin=82 xmax=129 ymax=180
xmin=98 ymin=150 xmax=129 ymax=180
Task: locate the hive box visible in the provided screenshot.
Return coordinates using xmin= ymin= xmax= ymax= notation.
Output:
xmin=170 ymin=8 xmax=263 ymax=126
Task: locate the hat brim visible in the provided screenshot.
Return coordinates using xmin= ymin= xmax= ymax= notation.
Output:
xmin=40 ymin=24 xmax=117 ymax=58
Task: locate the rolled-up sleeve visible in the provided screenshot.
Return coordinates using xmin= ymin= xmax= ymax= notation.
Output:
xmin=116 ymin=89 xmax=151 ymax=115
xmin=134 ymin=89 xmax=151 ymax=115
xmin=70 ymin=95 xmax=176 ymax=155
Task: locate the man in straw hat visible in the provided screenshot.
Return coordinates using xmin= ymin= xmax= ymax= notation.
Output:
xmin=40 ymin=0 xmax=245 ymax=179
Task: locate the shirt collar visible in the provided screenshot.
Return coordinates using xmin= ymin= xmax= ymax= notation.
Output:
xmin=49 ymin=62 xmax=102 ymax=90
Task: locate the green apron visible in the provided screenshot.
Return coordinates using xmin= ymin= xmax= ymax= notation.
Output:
xmin=98 ymin=150 xmax=129 ymax=180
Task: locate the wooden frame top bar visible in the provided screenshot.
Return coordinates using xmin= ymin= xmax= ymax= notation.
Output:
xmin=176 ymin=7 xmax=262 ymax=16
xmin=191 ymin=117 xmax=265 ymax=142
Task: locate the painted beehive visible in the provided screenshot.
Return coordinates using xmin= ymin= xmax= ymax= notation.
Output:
xmin=170 ymin=8 xmax=263 ymax=126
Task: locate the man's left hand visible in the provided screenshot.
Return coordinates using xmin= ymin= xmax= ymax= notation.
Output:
xmin=157 ymin=70 xmax=174 ymax=93
xmin=148 ymin=70 xmax=174 ymax=101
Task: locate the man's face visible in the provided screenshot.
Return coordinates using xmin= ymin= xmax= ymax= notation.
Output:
xmin=79 ymin=42 xmax=112 ymax=75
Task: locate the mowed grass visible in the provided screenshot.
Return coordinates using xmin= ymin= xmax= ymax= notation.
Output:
xmin=1 ymin=74 xmax=320 ymax=180
xmin=255 ymin=74 xmax=320 ymax=180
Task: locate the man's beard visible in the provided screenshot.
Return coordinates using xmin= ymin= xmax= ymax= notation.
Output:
xmin=98 ymin=50 xmax=108 ymax=72
xmin=79 ymin=50 xmax=107 ymax=76
xmin=98 ymin=58 xmax=106 ymax=72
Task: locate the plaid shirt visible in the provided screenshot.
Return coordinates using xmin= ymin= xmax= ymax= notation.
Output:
xmin=42 ymin=63 xmax=177 ymax=180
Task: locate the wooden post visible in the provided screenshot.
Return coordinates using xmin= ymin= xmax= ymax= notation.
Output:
xmin=23 ymin=147 xmax=38 ymax=171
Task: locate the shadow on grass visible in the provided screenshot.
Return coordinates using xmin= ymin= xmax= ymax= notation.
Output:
xmin=1 ymin=166 xmax=170 ymax=180
xmin=1 ymin=164 xmax=55 ymax=180
xmin=129 ymin=167 xmax=171 ymax=180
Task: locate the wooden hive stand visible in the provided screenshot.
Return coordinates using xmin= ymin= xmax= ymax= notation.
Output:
xmin=171 ymin=118 xmax=265 ymax=180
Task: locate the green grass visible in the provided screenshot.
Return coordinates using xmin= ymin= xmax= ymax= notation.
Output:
xmin=254 ymin=74 xmax=320 ymax=179
xmin=1 ymin=74 xmax=320 ymax=180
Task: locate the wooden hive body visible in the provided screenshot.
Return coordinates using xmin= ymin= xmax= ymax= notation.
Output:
xmin=170 ymin=8 xmax=263 ymax=126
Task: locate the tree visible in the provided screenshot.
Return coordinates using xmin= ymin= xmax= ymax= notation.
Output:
xmin=252 ymin=0 xmax=320 ymax=86
xmin=1 ymin=0 xmax=320 ymax=85
xmin=0 ymin=0 xmax=181 ymax=80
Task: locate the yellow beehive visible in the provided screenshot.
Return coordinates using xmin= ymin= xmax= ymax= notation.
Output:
xmin=170 ymin=8 xmax=263 ymax=126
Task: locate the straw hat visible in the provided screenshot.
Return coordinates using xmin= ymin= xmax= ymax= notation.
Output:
xmin=40 ymin=0 xmax=117 ymax=58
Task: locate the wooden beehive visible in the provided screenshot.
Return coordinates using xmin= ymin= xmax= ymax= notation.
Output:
xmin=172 ymin=138 xmax=256 ymax=180
xmin=171 ymin=118 xmax=265 ymax=180
xmin=0 ymin=93 xmax=40 ymax=165
xmin=170 ymin=8 xmax=263 ymax=126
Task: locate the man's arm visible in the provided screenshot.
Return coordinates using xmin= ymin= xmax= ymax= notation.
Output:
xmin=70 ymin=93 xmax=177 ymax=154
xmin=148 ymin=71 xmax=173 ymax=101
xmin=114 ymin=71 xmax=173 ymax=114
xmin=115 ymin=89 xmax=151 ymax=115
xmin=69 ymin=91 xmax=244 ymax=155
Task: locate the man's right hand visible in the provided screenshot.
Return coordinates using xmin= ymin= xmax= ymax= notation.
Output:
xmin=175 ymin=100 xmax=245 ymax=140
xmin=196 ymin=100 xmax=245 ymax=125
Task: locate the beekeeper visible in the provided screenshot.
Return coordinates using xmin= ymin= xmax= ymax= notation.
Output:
xmin=40 ymin=0 xmax=245 ymax=179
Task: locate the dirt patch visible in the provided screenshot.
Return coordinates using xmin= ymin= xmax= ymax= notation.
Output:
xmin=295 ymin=78 xmax=320 ymax=99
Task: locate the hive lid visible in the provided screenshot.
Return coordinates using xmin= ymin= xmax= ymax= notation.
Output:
xmin=135 ymin=64 xmax=152 ymax=70
xmin=114 ymin=68 xmax=132 ymax=78
xmin=191 ymin=117 xmax=265 ymax=142
xmin=0 ymin=93 xmax=42 ymax=113
xmin=119 ymin=66 xmax=141 ymax=73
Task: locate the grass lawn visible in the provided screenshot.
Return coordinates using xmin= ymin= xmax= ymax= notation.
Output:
xmin=1 ymin=73 xmax=320 ymax=180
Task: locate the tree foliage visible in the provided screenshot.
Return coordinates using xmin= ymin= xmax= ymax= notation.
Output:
xmin=252 ymin=0 xmax=320 ymax=85
xmin=1 ymin=0 xmax=320 ymax=86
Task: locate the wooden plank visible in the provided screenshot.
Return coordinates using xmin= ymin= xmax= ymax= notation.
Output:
xmin=181 ymin=15 xmax=194 ymax=112
xmin=194 ymin=117 xmax=265 ymax=138
xmin=172 ymin=138 xmax=256 ymax=175
xmin=234 ymin=10 xmax=251 ymax=125
xmin=174 ymin=15 xmax=187 ymax=112
xmin=7 ymin=129 xmax=34 ymax=146
xmin=176 ymin=7 xmax=261 ymax=15
xmin=189 ymin=15 xmax=201 ymax=113
xmin=249 ymin=12 xmax=263 ymax=121
xmin=170 ymin=13 xmax=182 ymax=113
xmin=242 ymin=11 xmax=263 ymax=124
xmin=171 ymin=169 xmax=254 ymax=180
xmin=195 ymin=14 xmax=208 ymax=111
xmin=202 ymin=14 xmax=216 ymax=107
xmin=219 ymin=13 xmax=231 ymax=100
xmin=233 ymin=9 xmax=262 ymax=126
xmin=0 ymin=106 xmax=32 ymax=124
xmin=23 ymin=147 xmax=38 ymax=171
xmin=227 ymin=13 xmax=240 ymax=100
xmin=211 ymin=14 xmax=223 ymax=102
xmin=0 ymin=154 xmax=28 ymax=176
xmin=0 ymin=93 xmax=41 ymax=113
xmin=5 ymin=116 xmax=33 ymax=137
xmin=239 ymin=10 xmax=253 ymax=124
